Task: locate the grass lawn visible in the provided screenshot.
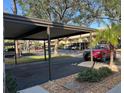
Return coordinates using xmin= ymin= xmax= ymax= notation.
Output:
xmin=5 ymin=55 xmax=72 ymax=64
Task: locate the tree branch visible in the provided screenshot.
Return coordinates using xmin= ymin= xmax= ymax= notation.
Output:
xmin=51 ymin=6 xmax=62 ymax=22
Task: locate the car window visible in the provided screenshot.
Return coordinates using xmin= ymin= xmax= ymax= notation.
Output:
xmin=95 ymin=44 xmax=108 ymax=49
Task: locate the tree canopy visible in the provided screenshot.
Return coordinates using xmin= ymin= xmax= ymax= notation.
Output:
xmin=92 ymin=24 xmax=121 ymax=48
xmin=4 ymin=0 xmax=121 ymax=55
xmin=73 ymin=0 xmax=120 ymax=26
xmin=17 ymin=0 xmax=80 ymax=24
xmin=16 ymin=0 xmax=121 ymax=26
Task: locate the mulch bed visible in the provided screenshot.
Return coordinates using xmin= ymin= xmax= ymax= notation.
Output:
xmin=41 ymin=70 xmax=121 ymax=93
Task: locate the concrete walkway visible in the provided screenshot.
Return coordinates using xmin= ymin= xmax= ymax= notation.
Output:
xmin=78 ymin=61 xmax=110 ymax=69
xmin=106 ymin=83 xmax=121 ymax=93
xmin=18 ymin=86 xmax=49 ymax=93
xmin=78 ymin=61 xmax=120 ymax=72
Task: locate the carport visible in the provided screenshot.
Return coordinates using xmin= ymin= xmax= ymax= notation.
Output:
xmin=4 ymin=13 xmax=95 ymax=81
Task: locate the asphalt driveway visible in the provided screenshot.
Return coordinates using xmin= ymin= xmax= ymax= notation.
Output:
xmin=5 ymin=57 xmax=83 ymax=90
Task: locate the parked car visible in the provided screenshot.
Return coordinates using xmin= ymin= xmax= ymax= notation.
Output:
xmin=4 ymin=48 xmax=15 ymax=58
xmin=83 ymin=44 xmax=115 ymax=63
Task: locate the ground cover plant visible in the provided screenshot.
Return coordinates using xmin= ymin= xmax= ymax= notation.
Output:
xmin=6 ymin=71 xmax=18 ymax=93
xmin=76 ymin=67 xmax=113 ymax=82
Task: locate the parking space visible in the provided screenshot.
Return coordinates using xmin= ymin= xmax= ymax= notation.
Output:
xmin=5 ymin=57 xmax=83 ymax=90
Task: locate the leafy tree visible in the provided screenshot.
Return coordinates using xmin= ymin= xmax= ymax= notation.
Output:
xmin=17 ymin=0 xmax=81 ymax=55
xmin=74 ymin=0 xmax=120 ymax=26
xmin=17 ymin=0 xmax=79 ymax=22
xmin=6 ymin=0 xmax=120 ymax=55
xmin=100 ymin=0 xmax=121 ymax=23
xmin=92 ymin=24 xmax=121 ymax=67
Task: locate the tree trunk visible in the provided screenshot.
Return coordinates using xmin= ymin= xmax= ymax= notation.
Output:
xmin=91 ymin=61 xmax=95 ymax=69
xmin=109 ymin=49 xmax=119 ymax=72
xmin=13 ymin=0 xmax=17 ymax=14
xmin=28 ymin=40 xmax=31 ymax=53
xmin=54 ymin=39 xmax=59 ymax=55
xmin=110 ymin=50 xmax=114 ymax=66
xmin=13 ymin=0 xmax=19 ymax=57
xmin=15 ymin=41 xmax=19 ymax=57
xmin=26 ymin=40 xmax=29 ymax=52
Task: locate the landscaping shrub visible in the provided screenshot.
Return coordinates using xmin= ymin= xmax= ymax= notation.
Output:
xmin=77 ymin=68 xmax=101 ymax=82
xmin=6 ymin=71 xmax=18 ymax=93
xmin=99 ymin=67 xmax=112 ymax=78
xmin=77 ymin=67 xmax=112 ymax=82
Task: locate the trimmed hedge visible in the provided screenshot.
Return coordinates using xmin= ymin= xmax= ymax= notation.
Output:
xmin=76 ymin=67 xmax=112 ymax=82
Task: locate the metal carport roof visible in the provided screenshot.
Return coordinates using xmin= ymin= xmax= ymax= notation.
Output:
xmin=3 ymin=13 xmax=95 ymax=81
xmin=4 ymin=13 xmax=95 ymax=40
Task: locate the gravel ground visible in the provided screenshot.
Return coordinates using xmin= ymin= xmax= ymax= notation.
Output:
xmin=41 ymin=71 xmax=121 ymax=93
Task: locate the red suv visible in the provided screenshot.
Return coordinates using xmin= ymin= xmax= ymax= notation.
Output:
xmin=83 ymin=44 xmax=115 ymax=63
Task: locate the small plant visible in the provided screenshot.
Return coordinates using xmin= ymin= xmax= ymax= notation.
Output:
xmin=99 ymin=67 xmax=112 ymax=78
xmin=77 ymin=68 xmax=101 ymax=82
xmin=6 ymin=71 xmax=18 ymax=93
xmin=76 ymin=67 xmax=112 ymax=82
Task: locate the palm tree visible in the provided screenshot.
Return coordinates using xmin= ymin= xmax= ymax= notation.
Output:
xmin=92 ymin=24 xmax=121 ymax=66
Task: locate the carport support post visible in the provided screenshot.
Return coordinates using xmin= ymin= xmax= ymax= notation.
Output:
xmin=44 ymin=40 xmax=47 ymax=61
xmin=14 ymin=40 xmax=17 ymax=64
xmin=90 ymin=32 xmax=93 ymax=62
xmin=47 ymin=26 xmax=52 ymax=81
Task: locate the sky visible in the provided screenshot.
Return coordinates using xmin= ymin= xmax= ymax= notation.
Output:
xmin=3 ymin=0 xmax=12 ymax=13
xmin=3 ymin=0 xmax=110 ymax=29
xmin=4 ymin=0 xmax=23 ymax=15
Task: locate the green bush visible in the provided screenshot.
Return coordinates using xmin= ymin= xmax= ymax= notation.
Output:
xmin=76 ymin=67 xmax=112 ymax=82
xmin=99 ymin=67 xmax=112 ymax=78
xmin=6 ymin=71 xmax=18 ymax=93
xmin=77 ymin=68 xmax=101 ymax=82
